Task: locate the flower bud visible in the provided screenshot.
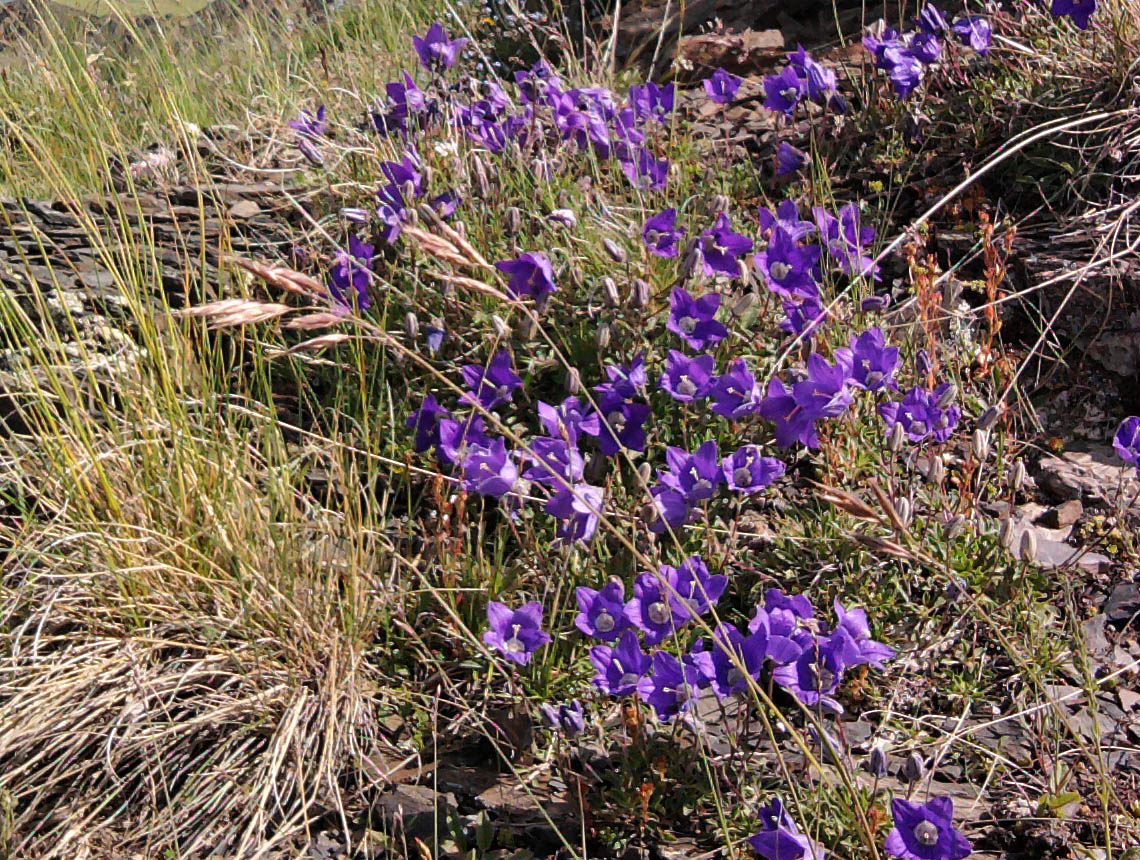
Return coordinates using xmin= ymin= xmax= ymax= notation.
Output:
xmin=401 ymin=180 xmax=417 ymax=202
xmin=637 ymin=462 xmax=652 ymax=485
xmin=548 ymin=208 xmax=577 ymax=228
xmin=915 ymin=349 xmax=933 ymax=377
xmin=971 ymin=429 xmax=990 ymax=461
xmin=602 ymin=237 xmax=627 ymax=264
xmin=340 ymin=207 xmax=370 ymax=222
xmin=936 ymin=383 xmax=957 ymax=409
xmin=596 ymin=323 xmax=612 ymax=350
xmin=518 ymin=313 xmax=538 ymax=341
xmin=454 ymin=221 xmax=467 ymax=240
xmin=491 ymin=314 xmax=510 ymax=339
xmin=710 ymin=193 xmax=730 ymax=215
xmin=565 ymin=367 xmax=581 ymax=395
xmin=945 ymin=515 xmax=966 ymax=539
xmin=558 ymin=188 xmax=571 ymax=208
xmin=860 ymin=294 xmax=891 ymax=312
xmin=602 ymin=276 xmax=621 ymax=307
xmin=868 ymin=742 xmax=890 ymax=778
xmin=888 ymin=421 xmax=906 ymax=452
xmin=926 ymin=457 xmax=945 ymax=485
xmin=977 ymin=404 xmax=1001 ymax=431
xmin=894 ymin=497 xmax=912 ymax=527
xmin=901 ymin=752 xmax=926 ymax=783
xmin=998 ymin=517 xmax=1014 ymax=550
xmin=506 ymin=206 xmax=522 ymax=235
xmin=1019 ymin=528 xmax=1037 ymax=562
xmin=1009 ymin=459 xmax=1026 ymax=492
xmin=471 ymin=155 xmax=490 ymax=197
xmin=732 ymin=291 xmax=757 ymax=317
xmin=298 ymin=138 xmax=324 ymax=166
xmin=632 ymin=278 xmax=651 ymax=308
xmin=404 ymin=311 xmax=419 ymax=340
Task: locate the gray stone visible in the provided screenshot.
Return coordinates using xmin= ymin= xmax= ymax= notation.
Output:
xmin=1037 ymin=499 xmax=1084 ymax=529
xmin=1035 ymin=448 xmax=1140 ymax=506
xmin=1104 ymin=582 xmax=1140 ymax=628
xmin=370 ymin=784 xmax=457 ymax=842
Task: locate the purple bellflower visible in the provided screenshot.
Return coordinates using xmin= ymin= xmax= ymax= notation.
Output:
xmin=704 ymin=68 xmax=743 ymax=104
xmin=460 ymin=351 xmax=524 ymax=410
xmin=643 ymin=208 xmax=686 ymax=258
xmin=689 ymin=624 xmax=770 ymax=698
xmin=834 ymin=600 xmax=897 ymax=669
xmin=659 ymin=441 xmax=724 ymax=503
xmin=754 ymin=226 xmax=823 ymax=300
xmin=497 ymin=252 xmax=558 ymax=300
xmin=709 ymin=359 xmax=764 ymax=419
xmin=575 ymin=580 xmax=630 ymax=641
xmin=780 ymin=295 xmax=828 ymax=340
xmin=700 ymin=212 xmax=754 ymax=278
xmin=590 ymin=629 xmax=652 ymax=696
xmin=461 ymin=438 xmax=519 ymax=499
xmin=952 ymin=14 xmax=993 ymax=50
xmin=669 ymin=555 xmax=728 ymax=621
xmin=483 ymin=601 xmax=551 ymax=666
xmin=538 ymin=397 xmax=599 ymax=446
xmin=918 ymin=4 xmax=949 ymax=33
xmin=668 ymin=288 xmax=729 ymax=351
xmin=522 ymin=437 xmax=585 ymax=487
xmin=840 ymin=327 xmax=900 ymax=391
xmin=328 ymin=235 xmax=374 ymax=310
xmin=886 ymin=797 xmax=973 ymax=860
xmin=436 ymin=416 xmax=489 ymax=466
xmin=660 ymin=351 xmax=716 ymax=402
xmin=638 ymin=651 xmax=705 ymax=721
xmin=816 ymin=203 xmax=879 ymax=279
xmin=629 ymin=81 xmax=675 ymax=123
xmin=749 ymin=797 xmax=825 ymax=860
xmin=772 ymin=627 xmax=861 ymax=711
xmin=515 ymin=60 xmax=563 ymax=106
xmin=760 ymin=353 xmax=853 ymax=449
xmin=407 ymin=394 xmax=449 ymax=452
xmin=621 ymin=148 xmax=670 ymax=190
xmin=777 ymin=143 xmax=809 ymax=176
xmin=647 ymin=485 xmax=691 ymax=535
xmin=1114 ymin=416 xmax=1140 ymax=471
xmin=289 ymin=105 xmax=327 ymax=137
xmin=625 ymin=567 xmax=685 ymax=646
xmin=540 ymin=700 xmax=586 ymax=737
xmin=723 ymin=445 xmax=786 ymax=494
xmin=547 ymin=483 xmax=605 ymax=544
xmin=598 ymin=353 xmax=649 ymax=400
xmin=763 ymin=65 xmax=806 ymax=117
xmin=760 ymin=199 xmax=817 ymax=242
xmin=759 ymin=589 xmax=815 ymax=641
xmin=880 ymin=384 xmax=961 ymax=444
xmin=412 ymin=22 xmax=468 ymax=71
xmin=591 ymin=393 xmax=651 ymax=456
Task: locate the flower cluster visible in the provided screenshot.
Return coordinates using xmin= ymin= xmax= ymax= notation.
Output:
xmin=1114 ymin=416 xmax=1140 ymax=471
xmin=761 ymin=46 xmax=847 ymax=119
xmin=577 ymin=574 xmax=894 ymax=721
xmin=864 ymin=5 xmax=991 ymax=98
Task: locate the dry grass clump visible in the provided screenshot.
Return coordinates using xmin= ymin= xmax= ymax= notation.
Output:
xmin=0 ymin=351 xmax=395 ymax=857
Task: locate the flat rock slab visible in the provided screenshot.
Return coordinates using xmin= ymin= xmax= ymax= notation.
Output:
xmin=1035 ymin=447 xmax=1140 ymax=507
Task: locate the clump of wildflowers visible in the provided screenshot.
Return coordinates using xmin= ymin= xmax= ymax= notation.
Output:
xmin=864 ymin=6 xmax=991 ymax=99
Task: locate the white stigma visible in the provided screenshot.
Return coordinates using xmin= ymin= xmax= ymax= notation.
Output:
xmin=769 ymin=261 xmax=792 ymax=281
xmin=677 ymin=377 xmax=697 ymax=397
